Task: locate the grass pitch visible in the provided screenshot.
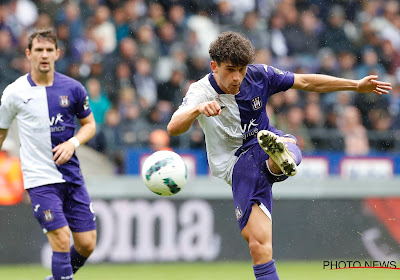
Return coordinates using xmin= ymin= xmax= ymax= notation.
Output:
xmin=1 ymin=261 xmax=399 ymax=280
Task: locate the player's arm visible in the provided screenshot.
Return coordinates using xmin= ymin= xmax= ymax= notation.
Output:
xmin=53 ymin=113 xmax=96 ymax=165
xmin=292 ymin=74 xmax=392 ymax=95
xmin=167 ymin=101 xmax=222 ymax=136
xmin=0 ymin=128 xmax=9 ymax=149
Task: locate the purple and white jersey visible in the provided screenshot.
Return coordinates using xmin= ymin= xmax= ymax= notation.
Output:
xmin=0 ymin=72 xmax=91 ymax=189
xmin=173 ymin=64 xmax=294 ymax=183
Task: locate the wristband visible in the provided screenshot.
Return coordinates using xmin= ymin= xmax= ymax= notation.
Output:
xmin=68 ymin=137 xmax=80 ymax=149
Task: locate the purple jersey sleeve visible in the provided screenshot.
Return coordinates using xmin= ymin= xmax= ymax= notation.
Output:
xmin=262 ymin=65 xmax=295 ymax=96
xmin=74 ymin=84 xmax=92 ymax=119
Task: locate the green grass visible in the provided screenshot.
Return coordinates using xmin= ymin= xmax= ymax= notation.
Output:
xmin=1 ymin=261 xmax=399 ymax=280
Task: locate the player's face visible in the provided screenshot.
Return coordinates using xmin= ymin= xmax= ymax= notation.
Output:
xmin=211 ymin=61 xmax=247 ymax=95
xmin=25 ymin=38 xmax=59 ymax=74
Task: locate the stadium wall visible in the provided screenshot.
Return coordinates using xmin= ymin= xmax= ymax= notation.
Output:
xmin=1 ymin=176 xmax=400 ymax=265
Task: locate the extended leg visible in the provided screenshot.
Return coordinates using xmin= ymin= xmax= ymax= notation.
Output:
xmin=242 ymin=204 xmax=279 ymax=280
xmin=257 ymin=130 xmax=302 ymax=176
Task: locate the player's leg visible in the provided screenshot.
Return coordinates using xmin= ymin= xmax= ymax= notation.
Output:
xmin=64 ymin=183 xmax=97 ymax=274
xmin=70 ymin=230 xmax=97 ymax=273
xmin=27 ymin=184 xmax=74 ymax=280
xmin=46 ymin=226 xmax=74 ymax=280
xmin=232 ymin=144 xmax=280 ymax=280
xmin=257 ymin=130 xmax=302 ymax=176
xmin=242 ymin=204 xmax=279 ymax=280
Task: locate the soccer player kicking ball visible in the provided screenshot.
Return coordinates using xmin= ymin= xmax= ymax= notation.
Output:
xmin=0 ymin=29 xmax=97 ymax=280
xmin=167 ymin=31 xmax=391 ymax=280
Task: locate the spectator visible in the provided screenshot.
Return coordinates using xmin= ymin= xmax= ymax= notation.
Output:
xmin=149 ymin=129 xmax=173 ymax=151
xmin=57 ymin=1 xmax=82 ymax=42
xmin=103 ymin=107 xmax=124 ymax=173
xmin=213 ymin=0 xmax=236 ymax=31
xmin=339 ymin=106 xmax=370 ymax=155
xmin=92 ymin=5 xmax=117 ymax=54
xmin=134 ymin=57 xmax=158 ymax=110
xmin=157 ymin=21 xmax=178 ymax=56
xmin=320 ymin=5 xmax=353 ymax=54
xmin=136 ymin=24 xmax=160 ymax=65
xmin=157 ymin=68 xmax=186 ymax=109
xmin=86 ymin=77 xmax=111 ymax=126
xmin=268 ymin=11 xmax=288 ymax=59
xmin=338 ymin=50 xmax=357 ymax=80
xmin=356 ymin=46 xmax=386 ymax=79
xmin=283 ymin=9 xmax=320 ymax=56
xmin=237 ymin=11 xmax=269 ymax=51
xmin=168 ymin=4 xmax=188 ymax=42
xmin=277 ymin=106 xmax=313 ymax=151
xmin=369 ymin=109 xmax=394 ymax=152
xmin=112 ymin=5 xmax=129 ymax=43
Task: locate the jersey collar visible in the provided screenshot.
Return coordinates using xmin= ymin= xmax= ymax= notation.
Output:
xmin=27 ymin=73 xmax=36 ymax=86
xmin=27 ymin=72 xmax=58 ymax=87
xmin=208 ymin=72 xmax=226 ymax=95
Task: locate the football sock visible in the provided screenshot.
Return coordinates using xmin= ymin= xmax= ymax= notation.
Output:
xmin=52 ymin=251 xmax=73 ymax=280
xmin=253 ymin=259 xmax=280 ymax=280
xmin=70 ymin=245 xmax=88 ymax=274
xmin=286 ymin=142 xmax=302 ymax=166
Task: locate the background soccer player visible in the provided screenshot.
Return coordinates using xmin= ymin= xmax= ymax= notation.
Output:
xmin=0 ymin=29 xmax=97 ymax=280
xmin=167 ymin=31 xmax=392 ymax=280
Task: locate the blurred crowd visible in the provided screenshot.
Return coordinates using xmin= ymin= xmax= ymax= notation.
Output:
xmin=1 ymin=0 xmax=400 ymax=172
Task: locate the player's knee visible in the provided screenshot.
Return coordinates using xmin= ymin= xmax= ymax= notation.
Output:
xmin=48 ymin=230 xmax=70 ymax=251
xmin=248 ymin=240 xmax=273 ymax=261
xmin=75 ymin=232 xmax=97 ymax=256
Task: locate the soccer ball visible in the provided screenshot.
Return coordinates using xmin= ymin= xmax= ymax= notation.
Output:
xmin=141 ymin=150 xmax=188 ymax=196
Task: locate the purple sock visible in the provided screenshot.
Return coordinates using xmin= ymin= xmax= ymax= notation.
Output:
xmin=70 ymin=245 xmax=88 ymax=274
xmin=52 ymin=252 xmax=73 ymax=280
xmin=286 ymin=142 xmax=302 ymax=166
xmin=253 ymin=259 xmax=280 ymax=280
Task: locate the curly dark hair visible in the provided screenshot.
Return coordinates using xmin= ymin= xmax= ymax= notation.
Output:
xmin=209 ymin=31 xmax=255 ymax=66
xmin=28 ymin=28 xmax=58 ymax=50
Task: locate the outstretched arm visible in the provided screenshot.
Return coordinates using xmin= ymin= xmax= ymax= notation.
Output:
xmin=292 ymin=74 xmax=392 ymax=95
xmin=167 ymin=101 xmax=222 ymax=136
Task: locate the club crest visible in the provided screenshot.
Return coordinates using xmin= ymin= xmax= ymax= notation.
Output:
xmin=60 ymin=96 xmax=70 ymax=107
xmin=43 ymin=209 xmax=54 ymax=222
xmin=251 ymin=96 xmax=262 ymax=110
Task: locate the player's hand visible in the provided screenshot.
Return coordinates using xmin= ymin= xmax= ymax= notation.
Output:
xmin=197 ymin=101 xmax=223 ymax=117
xmin=356 ymin=75 xmax=392 ymax=95
xmin=52 ymin=141 xmax=75 ymax=165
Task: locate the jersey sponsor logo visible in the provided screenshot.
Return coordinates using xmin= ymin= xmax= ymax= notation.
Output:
xmin=223 ymin=119 xmax=259 ymax=140
xmin=83 ymin=96 xmax=89 ymax=110
xmin=50 ymin=113 xmax=66 ymax=132
xmin=32 ymin=113 xmax=66 ymax=133
xmin=59 ymin=96 xmax=70 ymax=107
xmin=43 ymin=209 xmax=54 ymax=222
xmin=49 ymin=113 xmax=64 ymax=126
xmin=251 ymin=96 xmax=262 ymax=110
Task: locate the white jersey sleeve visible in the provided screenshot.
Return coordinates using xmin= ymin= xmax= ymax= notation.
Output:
xmin=172 ymin=78 xmax=210 ymax=117
xmin=0 ymin=80 xmax=22 ymax=129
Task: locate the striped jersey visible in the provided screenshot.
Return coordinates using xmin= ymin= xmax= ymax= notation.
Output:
xmin=0 ymin=72 xmax=91 ymax=189
xmin=173 ymin=64 xmax=294 ymax=184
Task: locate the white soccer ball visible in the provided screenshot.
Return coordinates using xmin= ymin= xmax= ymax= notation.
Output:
xmin=141 ymin=150 xmax=188 ymax=196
